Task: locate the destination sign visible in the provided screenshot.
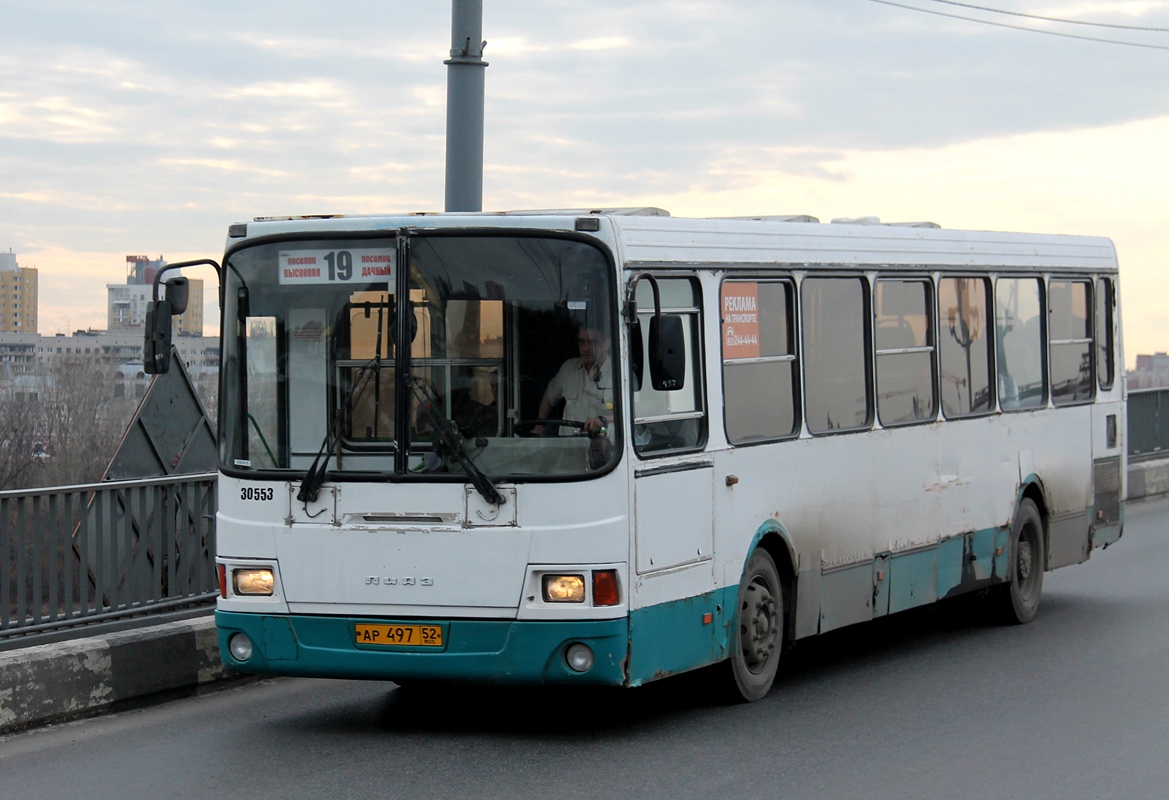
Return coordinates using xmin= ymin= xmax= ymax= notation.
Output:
xmin=277 ymin=249 xmax=395 ymax=287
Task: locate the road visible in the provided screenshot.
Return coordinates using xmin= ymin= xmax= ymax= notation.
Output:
xmin=3 ymin=496 xmax=1168 ymax=800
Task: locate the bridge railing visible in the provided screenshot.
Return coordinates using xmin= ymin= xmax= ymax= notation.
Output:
xmin=1 ymin=473 xmax=217 ymax=644
xmin=1128 ymin=388 xmax=1169 ymax=462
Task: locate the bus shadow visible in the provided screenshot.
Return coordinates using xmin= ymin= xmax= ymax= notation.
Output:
xmin=368 ymin=669 xmax=730 ymax=739
xmin=359 ymin=599 xmax=1007 ymax=736
xmin=779 ymin=589 xmax=1136 ymax=687
xmin=287 ymin=591 xmax=1123 ymax=739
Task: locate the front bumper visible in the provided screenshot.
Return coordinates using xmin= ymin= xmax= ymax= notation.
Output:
xmin=216 ymin=610 xmax=629 ymax=686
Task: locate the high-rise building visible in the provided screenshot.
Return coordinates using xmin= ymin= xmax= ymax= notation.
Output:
xmin=108 ymin=255 xmax=204 ymax=337
xmin=0 ymin=250 xmax=38 ymax=334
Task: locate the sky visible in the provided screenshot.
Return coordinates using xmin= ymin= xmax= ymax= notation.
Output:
xmin=1 ymin=0 xmax=1168 ymax=364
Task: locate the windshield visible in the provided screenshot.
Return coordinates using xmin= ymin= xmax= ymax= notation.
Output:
xmin=220 ymin=233 xmax=620 ymax=480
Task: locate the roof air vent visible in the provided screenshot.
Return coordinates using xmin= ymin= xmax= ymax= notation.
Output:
xmin=830 ymin=216 xmax=882 ymax=226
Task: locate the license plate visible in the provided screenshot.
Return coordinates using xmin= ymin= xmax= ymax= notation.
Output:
xmin=354 ymin=623 xmax=444 ymax=647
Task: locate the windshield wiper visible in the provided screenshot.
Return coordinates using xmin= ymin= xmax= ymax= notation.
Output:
xmin=297 ymin=356 xmax=387 ymax=504
xmin=409 ymin=377 xmax=505 ymax=507
xmin=296 ymin=432 xmax=334 ymax=506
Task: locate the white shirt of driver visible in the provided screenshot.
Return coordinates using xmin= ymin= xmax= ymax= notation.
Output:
xmin=544 ymin=356 xmax=613 ymax=430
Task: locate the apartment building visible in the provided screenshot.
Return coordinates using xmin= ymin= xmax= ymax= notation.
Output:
xmin=109 ymin=255 xmax=204 ymax=337
xmin=0 ymin=250 xmax=38 ymax=333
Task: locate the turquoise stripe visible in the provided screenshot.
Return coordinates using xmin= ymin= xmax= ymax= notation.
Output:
xmin=217 ymin=611 xmax=629 ymax=686
xmin=626 ymin=586 xmax=737 ymax=686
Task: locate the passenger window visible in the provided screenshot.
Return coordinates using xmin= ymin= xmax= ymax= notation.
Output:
xmin=722 ymin=280 xmax=799 ymax=444
xmin=939 ymin=277 xmax=994 ymax=418
xmin=1050 ymin=279 xmax=1094 ymax=405
xmin=632 ymin=277 xmax=706 ymax=454
xmin=995 ymin=277 xmax=1046 ymax=411
xmin=802 ymin=277 xmax=870 ymax=434
xmin=1096 ymin=277 xmax=1115 ymax=391
xmin=875 ymin=279 xmax=936 ymax=426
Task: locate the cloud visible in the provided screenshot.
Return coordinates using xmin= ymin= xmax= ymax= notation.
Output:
xmin=158 ymin=159 xmax=291 ymax=178
xmin=0 ymin=95 xmax=118 ymax=143
xmin=1 ymin=0 xmax=1168 ymax=358
xmin=1048 ymin=2 xmax=1169 ymax=19
xmin=569 ymin=37 xmax=634 ymax=51
xmin=224 ymin=79 xmax=346 ymax=101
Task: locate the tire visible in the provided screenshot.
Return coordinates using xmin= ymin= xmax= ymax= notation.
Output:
xmin=991 ymin=498 xmax=1045 ymax=624
xmin=723 ymin=549 xmax=784 ymax=702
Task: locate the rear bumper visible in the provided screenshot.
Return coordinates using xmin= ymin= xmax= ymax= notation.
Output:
xmin=216 ymin=610 xmax=629 ymax=686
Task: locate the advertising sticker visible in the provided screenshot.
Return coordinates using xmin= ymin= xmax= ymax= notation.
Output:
xmin=722 ymin=282 xmax=761 ymax=360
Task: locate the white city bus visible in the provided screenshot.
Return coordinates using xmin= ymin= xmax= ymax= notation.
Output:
xmin=161 ymin=209 xmax=1123 ymax=701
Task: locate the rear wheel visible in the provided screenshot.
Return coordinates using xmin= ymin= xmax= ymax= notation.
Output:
xmin=723 ymin=549 xmax=784 ymax=702
xmin=991 ymin=498 xmax=1045 ymax=624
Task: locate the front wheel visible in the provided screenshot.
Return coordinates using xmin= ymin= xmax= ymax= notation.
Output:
xmin=990 ymin=498 xmax=1045 ymax=624
xmin=723 ymin=549 xmax=784 ymax=702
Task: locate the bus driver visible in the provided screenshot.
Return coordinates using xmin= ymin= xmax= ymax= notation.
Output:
xmin=536 ymin=325 xmax=613 ymax=436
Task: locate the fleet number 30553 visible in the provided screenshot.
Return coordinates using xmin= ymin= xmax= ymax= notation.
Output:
xmin=240 ymin=487 xmax=275 ymax=501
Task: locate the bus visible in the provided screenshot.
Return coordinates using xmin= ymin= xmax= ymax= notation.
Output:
xmin=147 ymin=208 xmax=1124 ymax=701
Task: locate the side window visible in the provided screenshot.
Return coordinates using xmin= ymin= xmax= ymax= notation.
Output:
xmin=1096 ymin=277 xmax=1115 ymax=391
xmin=939 ymin=277 xmax=994 ymax=418
xmin=631 ymin=277 xmax=706 ymax=454
xmin=1050 ymin=279 xmax=1094 ymax=405
xmin=722 ymin=279 xmax=799 ymax=444
xmin=801 ymin=276 xmax=871 ymax=434
xmin=245 ymin=316 xmax=282 ymax=468
xmin=995 ymin=277 xmax=1046 ymax=411
xmin=875 ymin=279 xmax=936 ymax=426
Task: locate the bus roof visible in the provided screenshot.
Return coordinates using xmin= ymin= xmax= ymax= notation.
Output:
xmin=609 ymin=215 xmax=1117 ymax=272
xmin=230 ymin=210 xmax=1118 ymax=273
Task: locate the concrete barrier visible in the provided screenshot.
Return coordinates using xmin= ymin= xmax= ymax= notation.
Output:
xmin=0 ymin=615 xmax=232 ymax=735
xmin=1128 ymin=457 xmax=1169 ymax=501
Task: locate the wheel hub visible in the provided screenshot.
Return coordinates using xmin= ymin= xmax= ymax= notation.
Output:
xmin=741 ymin=579 xmax=779 ymax=673
xmin=1018 ymin=539 xmax=1033 ymax=582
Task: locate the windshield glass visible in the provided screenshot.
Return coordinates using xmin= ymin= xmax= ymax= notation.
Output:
xmin=220 ymin=234 xmax=620 ymax=479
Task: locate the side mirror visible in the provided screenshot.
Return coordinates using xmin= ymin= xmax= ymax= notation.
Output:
xmin=143 ymin=300 xmax=173 ymax=374
xmin=648 ymin=314 xmax=686 ymax=391
xmin=630 ymin=319 xmax=644 ymax=391
xmin=165 ymin=277 xmax=190 ymax=315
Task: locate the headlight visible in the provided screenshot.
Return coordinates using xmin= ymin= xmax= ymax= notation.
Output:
xmin=542 ymin=574 xmax=586 ymax=603
xmin=233 ymin=568 xmax=275 ymax=596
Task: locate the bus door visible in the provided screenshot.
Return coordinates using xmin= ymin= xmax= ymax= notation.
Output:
xmin=627 ymin=275 xmax=717 ymax=679
xmin=1088 ymin=276 xmax=1123 ymax=547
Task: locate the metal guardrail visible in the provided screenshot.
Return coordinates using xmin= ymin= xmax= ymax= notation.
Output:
xmin=1129 ymin=388 xmax=1169 ymax=462
xmin=1 ymin=473 xmax=217 ymax=643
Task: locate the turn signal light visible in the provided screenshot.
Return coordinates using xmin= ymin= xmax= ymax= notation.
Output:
xmin=543 ymin=574 xmax=586 ymax=603
xmin=217 ymin=564 xmax=227 ymax=598
xmin=233 ymin=568 xmax=275 ymax=596
xmin=592 ymin=570 xmax=619 ymax=606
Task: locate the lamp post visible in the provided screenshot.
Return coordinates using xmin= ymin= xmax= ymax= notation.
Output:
xmin=444 ymin=0 xmax=488 ymax=212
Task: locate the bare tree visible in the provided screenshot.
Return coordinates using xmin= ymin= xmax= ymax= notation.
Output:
xmin=0 ymin=388 xmax=47 ymax=490
xmin=38 ymin=359 xmax=136 ymax=486
xmin=0 ymin=360 xmax=136 ymax=490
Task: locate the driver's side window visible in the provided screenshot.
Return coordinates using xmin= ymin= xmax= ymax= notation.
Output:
xmin=631 ymin=276 xmax=706 ymax=455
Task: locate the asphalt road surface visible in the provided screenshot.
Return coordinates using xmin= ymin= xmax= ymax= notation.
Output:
xmin=3 ymin=496 xmax=1168 ymax=800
